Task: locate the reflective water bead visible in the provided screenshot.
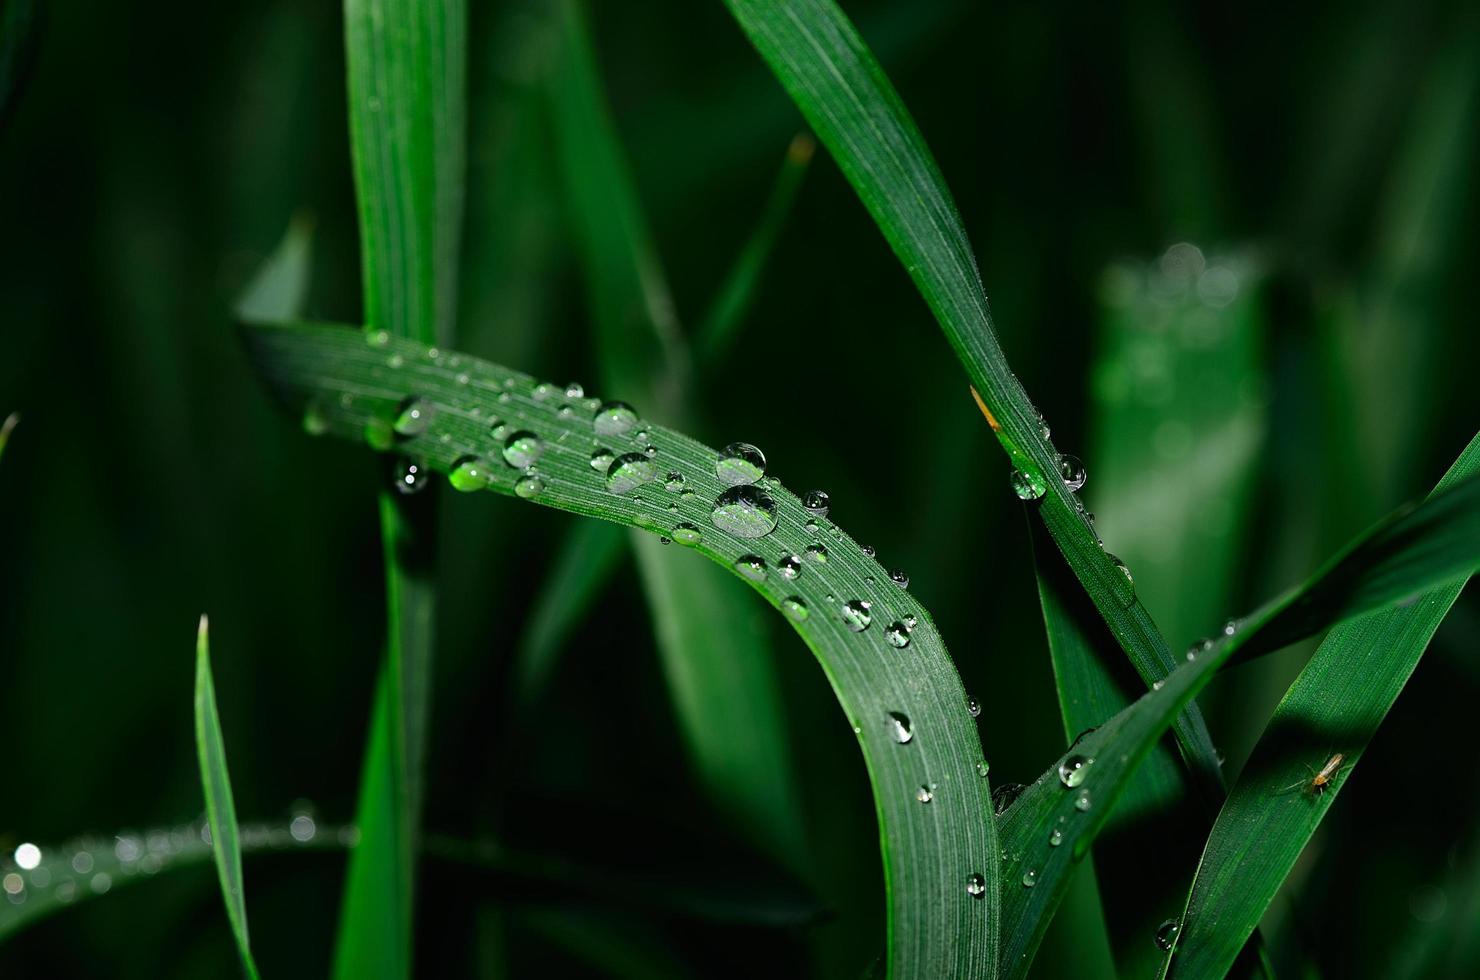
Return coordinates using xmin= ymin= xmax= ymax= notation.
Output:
xmin=861 ymin=544 xmax=876 ymax=558
xmin=1075 ymin=790 xmax=1092 ymax=811
xmin=805 ymin=544 xmax=828 ymax=564
xmin=885 ymin=622 xmax=911 ymax=648
xmin=1022 ymin=869 xmax=1038 ymax=888
xmin=715 ymin=442 xmax=766 ymax=485
xmin=734 ymin=555 xmax=767 ymax=581
xmin=967 ymin=696 xmax=982 ymax=719
xmin=966 ymin=873 xmax=986 ymax=898
xmin=802 ymin=490 xmax=830 ymax=516
xmin=606 ymin=453 xmax=659 ymax=494
xmin=664 ymin=471 xmax=685 ymax=492
xmin=302 ymin=398 xmax=330 ymax=436
xmin=592 ymin=401 xmax=639 ymax=437
xmin=367 ymin=329 xmax=390 ymax=348
xmin=781 ymin=596 xmax=808 ymax=621
xmin=502 ymin=431 xmax=543 ymax=468
xmin=903 ymin=614 xmax=917 ymax=631
xmin=449 ymin=457 xmax=491 ymax=492
xmin=590 ymin=448 xmax=615 ymax=471
xmin=1048 ymin=828 xmax=1063 ymax=847
xmin=840 ymin=599 xmax=873 ymax=632
xmin=1058 ymin=754 xmax=1093 ymax=788
xmin=886 ymin=712 xmax=913 ymax=744
xmin=711 ymin=485 xmax=779 ymax=538
xmin=514 ymin=475 xmax=545 ymax=498
xmin=916 ymin=785 xmax=933 ymax=804
xmin=1011 ymin=468 xmax=1047 ymax=500
xmin=394 ymin=458 xmax=429 ymax=495
xmin=992 ymin=783 xmax=1026 ymax=814
xmin=976 ymin=760 xmax=991 ymax=778
xmin=671 ymin=523 xmax=703 ymax=546
xmin=533 ymin=382 xmax=556 ymax=401
xmin=564 ymin=382 xmax=584 ymax=399
xmin=489 ymin=419 xmax=509 ymax=440
xmin=776 ymin=554 xmax=801 ymax=579
xmin=890 ymin=569 xmax=909 ymax=588
xmin=642 ymin=445 xmax=658 ymax=458
xmin=1056 ymin=453 xmax=1087 ymax=491
xmin=1155 ymin=919 xmax=1180 ymax=951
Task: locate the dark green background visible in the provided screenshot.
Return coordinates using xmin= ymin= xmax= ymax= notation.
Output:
xmin=2 ymin=0 xmax=1477 ymax=976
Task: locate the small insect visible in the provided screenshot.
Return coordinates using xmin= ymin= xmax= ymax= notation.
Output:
xmin=1279 ymin=753 xmax=1349 ymax=796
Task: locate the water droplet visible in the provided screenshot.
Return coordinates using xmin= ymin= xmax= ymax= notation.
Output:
xmin=487 ymin=418 xmax=509 ymax=440
xmin=966 ymin=873 xmax=986 ymax=898
xmin=886 ymin=711 xmax=913 ymax=744
xmin=564 ymin=382 xmax=585 ymax=399
xmin=1075 ymin=790 xmax=1092 ymax=811
xmin=967 ymin=696 xmax=982 ymax=718
xmin=502 ymin=431 xmax=544 ymax=468
xmin=367 ymin=329 xmax=390 ymax=347
xmin=1022 ymin=869 xmax=1038 ymax=888
xmin=1153 ymin=679 xmax=1165 ymax=691
xmin=735 ymin=555 xmax=767 ymax=581
xmin=1040 ymin=422 xmax=1051 ymax=440
xmin=592 ymin=401 xmax=638 ymax=436
xmin=533 ymin=382 xmax=557 ymax=401
xmin=449 ymin=456 xmax=492 ymax=492
xmin=643 ymin=444 xmax=658 ymax=458
xmin=1056 ymin=454 xmax=1087 ymax=491
xmin=302 ymin=398 xmax=330 ymax=436
xmin=782 ymin=596 xmax=808 ymax=621
xmin=607 ymin=453 xmax=659 ymax=494
xmin=672 ymin=523 xmax=703 ymax=546
xmin=885 ymin=622 xmax=911 ymax=648
xmin=664 ymin=471 xmax=685 ymax=492
xmin=992 ymin=783 xmax=1026 ymax=815
xmin=916 ymin=785 xmax=934 ymax=804
xmin=776 ymin=554 xmax=801 ymax=579
xmin=659 ymin=536 xmax=672 ymax=545
xmin=803 ymin=490 xmax=830 ymax=516
xmin=804 ymin=520 xmax=820 ymax=534
xmin=634 ymin=428 xmax=650 ymax=444
xmin=711 ymin=485 xmax=779 ymax=538
xmin=805 ymin=544 xmax=828 ymax=564
xmin=514 ymin=474 xmax=545 ymax=498
xmin=903 ymin=615 xmax=917 ymax=631
xmin=1222 ymin=619 xmax=1238 ymax=636
xmin=391 ymin=398 xmax=432 ymax=437
xmin=1155 ymin=918 xmax=1180 ymax=951
xmin=861 ymin=544 xmax=876 ymax=558
xmin=1058 ymin=754 xmax=1093 ymax=788
xmin=14 ymin=844 xmax=41 ymax=871
xmin=363 ymin=417 xmax=394 ymax=451
xmin=976 ymin=760 xmax=990 ymax=778
xmin=889 ymin=569 xmax=909 ymax=588
xmin=716 ymin=442 xmax=766 ymax=486
xmin=1011 ymin=468 xmax=1046 ymax=500
xmin=1048 ymin=828 xmax=1063 ymax=847
xmin=590 ymin=448 xmax=615 ymax=471
xmin=841 ymin=599 xmax=873 ymax=632
xmin=394 ymin=457 xmax=429 ymax=495
xmin=289 ymin=814 xmax=317 ymax=842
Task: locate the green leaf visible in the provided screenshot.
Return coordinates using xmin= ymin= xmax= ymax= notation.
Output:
xmin=1162 ymin=432 xmax=1480 ymax=978
xmin=194 ymin=615 xmax=262 ymax=980
xmin=235 ymin=212 xmax=315 ymax=324
xmin=243 ymin=319 xmax=1000 ymax=979
xmin=720 ymin=0 xmax=1222 ymax=791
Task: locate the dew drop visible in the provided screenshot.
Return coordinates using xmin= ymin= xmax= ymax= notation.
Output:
xmin=533 ymin=382 xmax=557 ymax=401
xmin=903 ymin=614 xmax=917 ymax=631
xmin=1058 ymin=754 xmax=1093 ymax=788
xmin=302 ymin=398 xmax=330 ymax=436
xmin=1022 ymin=869 xmax=1038 ymax=888
xmin=592 ymin=401 xmax=639 ymax=437
xmin=716 ymin=442 xmax=766 ymax=486
xmin=841 ymin=599 xmax=873 ymax=632
xmin=449 ymin=456 xmax=492 ymax=492
xmin=1056 ymin=454 xmax=1087 ymax=491
xmin=711 ymin=485 xmax=779 ymax=538
xmin=514 ymin=475 xmax=545 ymax=498
xmin=607 ymin=453 xmax=659 ymax=494
xmin=671 ymin=523 xmax=703 ymax=546
xmin=776 ymin=554 xmax=802 ymax=579
xmin=967 ymin=696 xmax=982 ymax=718
xmin=1011 ymin=468 xmax=1047 ymax=500
xmin=1223 ymin=619 xmax=1239 ymax=637
xmin=590 ymin=448 xmax=615 ymax=471
xmin=564 ymin=382 xmax=585 ymax=399
xmin=643 ymin=445 xmax=658 ymax=458
xmin=782 ymin=596 xmax=809 ymax=621
xmin=1048 ymin=828 xmax=1063 ymax=847
xmin=861 ymin=544 xmax=876 ymax=558
xmin=664 ymin=471 xmax=685 ymax=492
xmin=916 ymin=785 xmax=934 ymax=804
xmin=976 ymin=760 xmax=991 ymax=778
xmin=502 ymin=431 xmax=544 ymax=468
xmin=1155 ymin=918 xmax=1180 ymax=951
xmin=992 ymin=783 xmax=1026 ymax=815
xmin=394 ymin=457 xmax=429 ymax=495
xmin=887 ymin=711 xmax=913 ymax=744
xmin=489 ymin=419 xmax=510 ymax=440
xmin=391 ymin=398 xmax=432 ymax=437
xmin=890 ymin=569 xmax=909 ymax=588
xmin=966 ymin=873 xmax=986 ymax=898
xmin=804 ymin=520 xmax=820 ymax=534
xmin=735 ymin=555 xmax=767 ymax=581
xmin=803 ymin=490 xmax=830 ymax=516
xmin=805 ymin=544 xmax=829 ymax=564
xmin=1075 ymin=790 xmax=1092 ymax=812
xmin=367 ymin=329 xmax=390 ymax=348
xmin=885 ymin=622 xmax=911 ymax=648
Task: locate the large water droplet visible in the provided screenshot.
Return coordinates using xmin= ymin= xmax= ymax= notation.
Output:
xmin=841 ymin=599 xmax=873 ymax=632
xmin=967 ymin=696 xmax=982 ymax=718
xmin=716 ymin=442 xmax=766 ymax=486
xmin=1022 ymin=869 xmax=1038 ymax=888
xmin=394 ymin=458 xmax=429 ymax=495
xmin=975 ymin=760 xmax=991 ymax=778
xmin=992 ymin=783 xmax=1026 ymax=815
xmin=776 ymin=554 xmax=801 ymax=579
xmin=590 ymin=448 xmax=615 ymax=471
xmin=1155 ymin=918 xmax=1180 ymax=951
xmin=781 ymin=596 xmax=808 ymax=621
xmin=514 ymin=475 xmax=545 ymax=498
xmin=803 ymin=490 xmax=830 ymax=516
xmin=607 ymin=453 xmax=659 ymax=494
xmin=735 ymin=555 xmax=767 ymax=581
xmin=887 ymin=711 xmax=913 ymax=744
xmin=1058 ymin=754 xmax=1093 ymax=788
xmin=664 ymin=471 xmax=685 ymax=492
xmin=593 ymin=401 xmax=639 ymax=437
xmin=1011 ymin=468 xmax=1047 ymax=500
xmin=1056 ymin=454 xmax=1087 ymax=491
xmin=711 ymin=485 xmax=779 ymax=538
xmin=885 ymin=622 xmax=911 ymax=648
xmin=805 ymin=544 xmax=828 ymax=564
xmin=671 ymin=523 xmax=703 ymax=547
xmin=533 ymin=382 xmax=557 ymax=401
xmin=393 ymin=398 xmax=432 ymax=437
xmin=889 ymin=569 xmax=909 ymax=588
xmin=966 ymin=873 xmax=986 ymax=898
xmin=1048 ymin=828 xmax=1063 ymax=847
xmin=502 ymin=431 xmax=543 ymax=468
xmin=564 ymin=382 xmax=585 ymax=399
xmin=449 ymin=456 xmax=491 ymax=492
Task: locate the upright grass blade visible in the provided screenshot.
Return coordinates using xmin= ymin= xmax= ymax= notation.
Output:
xmin=720 ymin=0 xmax=1221 ymax=792
xmin=547 ymin=0 xmax=806 ymax=869
xmin=1162 ymin=432 xmax=1480 ymax=979
xmin=335 ymin=1 xmax=466 ymax=976
xmin=244 ymin=320 xmax=1000 ymax=979
xmin=194 ymin=616 xmax=261 ymax=980
xmin=0 ymin=0 xmax=39 ymax=134
xmin=0 ymin=411 xmax=17 ymax=464
xmin=996 ymin=444 xmax=1480 ymax=976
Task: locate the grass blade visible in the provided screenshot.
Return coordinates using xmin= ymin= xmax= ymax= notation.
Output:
xmin=1162 ymin=432 xmax=1480 ymax=978
xmin=722 ymin=0 xmax=1222 ymax=791
xmin=235 ymin=213 xmax=315 ymax=325
xmin=335 ymin=0 xmax=466 ymax=975
xmin=194 ymin=615 xmax=262 ymax=980
xmin=0 ymin=411 xmax=17 ymax=464
xmin=244 ymin=319 xmax=1000 ymax=979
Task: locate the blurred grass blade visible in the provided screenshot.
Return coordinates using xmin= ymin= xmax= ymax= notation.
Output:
xmin=1162 ymin=432 xmax=1480 ymax=978
xmin=722 ymin=0 xmax=1221 ymax=790
xmin=235 ymin=213 xmax=315 ymax=324
xmin=0 ymin=0 xmax=39 ymax=134
xmin=998 ymin=436 xmax=1480 ymax=976
xmin=693 ymin=132 xmax=815 ymax=364
xmin=547 ymin=0 xmax=805 ymax=870
xmin=244 ymin=320 xmax=1000 ymax=979
xmin=0 ymin=411 xmax=17 ymax=463
xmin=194 ymin=615 xmax=262 ymax=980
xmin=335 ymin=0 xmax=466 ymax=976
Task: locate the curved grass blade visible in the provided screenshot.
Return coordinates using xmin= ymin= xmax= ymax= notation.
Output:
xmin=997 ymin=441 xmax=1480 ymax=976
xmin=335 ymin=0 xmax=466 ymax=975
xmin=235 ymin=213 xmax=315 ymax=325
xmin=722 ymin=0 xmax=1222 ymax=795
xmin=244 ymin=319 xmax=1000 ymax=979
xmin=194 ymin=616 xmax=261 ymax=980
xmin=1162 ymin=432 xmax=1480 ymax=978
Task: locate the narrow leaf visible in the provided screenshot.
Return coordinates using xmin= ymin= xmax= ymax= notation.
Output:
xmin=0 ymin=411 xmax=17 ymax=464
xmin=194 ymin=615 xmax=262 ymax=980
